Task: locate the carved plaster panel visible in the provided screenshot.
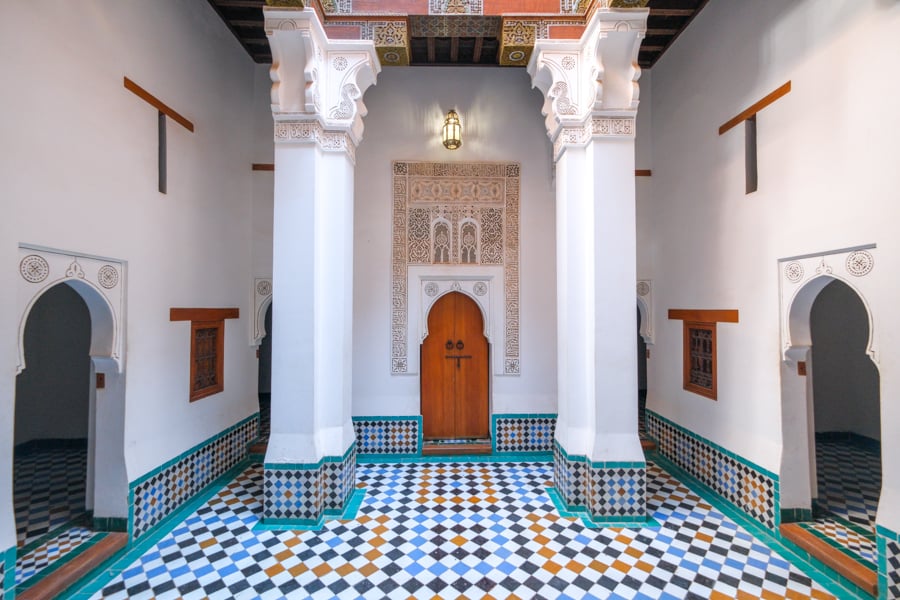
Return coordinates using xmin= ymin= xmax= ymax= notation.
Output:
xmin=274 ymin=120 xmax=356 ymax=164
xmin=392 ymin=162 xmax=520 ymax=376
xmin=17 ymin=244 xmax=126 ymax=374
xmin=252 ymin=277 xmax=273 ymax=347
xmin=636 ymin=279 xmax=653 ymax=345
xmin=266 ymin=9 xmax=380 ymax=143
xmin=778 ymin=245 xmax=879 ymax=364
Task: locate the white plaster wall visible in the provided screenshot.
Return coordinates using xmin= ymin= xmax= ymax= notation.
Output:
xmin=352 ymin=67 xmax=557 ymax=417
xmin=642 ymin=0 xmax=900 ymax=531
xmin=0 ymin=0 xmax=260 ymax=549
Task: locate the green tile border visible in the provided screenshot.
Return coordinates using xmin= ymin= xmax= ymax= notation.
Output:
xmin=64 ymin=459 xmax=254 ymax=600
xmin=491 ymin=413 xmax=556 ymax=454
xmin=876 ymin=524 xmax=899 ymax=600
xmin=546 ymin=487 xmax=660 ymax=529
xmin=254 ymin=487 xmax=366 ymax=533
xmin=262 ymin=440 xmax=356 ymax=471
xmin=127 ymin=412 xmax=259 ymax=540
xmin=92 ymin=517 xmax=127 ymax=532
xmin=352 ymin=415 xmax=423 ymax=455
xmin=650 ymin=451 xmax=871 ymax=600
xmin=3 ymin=545 xmax=15 ymax=599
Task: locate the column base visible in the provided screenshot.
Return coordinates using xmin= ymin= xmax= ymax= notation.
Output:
xmin=262 ymin=443 xmax=357 ymax=529
xmin=553 ymin=440 xmax=649 ymax=525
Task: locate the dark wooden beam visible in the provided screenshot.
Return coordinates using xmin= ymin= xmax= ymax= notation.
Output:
xmin=450 ymin=37 xmax=459 ymax=63
xmin=230 ymin=19 xmax=265 ymax=27
xmin=649 ymin=8 xmax=694 ymax=16
xmin=646 ymin=28 xmax=678 ymax=36
xmin=241 ymin=38 xmax=270 ymax=46
xmin=214 ymin=0 xmax=264 ymax=7
xmin=427 ymin=37 xmax=436 ymax=63
xmin=473 ymin=37 xmax=484 ymax=63
xmin=252 ymin=163 xmax=275 ymax=171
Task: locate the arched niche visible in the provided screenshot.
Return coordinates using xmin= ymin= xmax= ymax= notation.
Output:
xmin=14 ymin=245 xmax=129 ymax=523
xmin=777 ymin=245 xmax=881 ymax=515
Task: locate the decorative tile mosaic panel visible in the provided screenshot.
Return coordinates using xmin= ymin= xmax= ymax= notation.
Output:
xmin=130 ymin=415 xmax=258 ymax=540
xmin=323 ymin=447 xmax=357 ymax=512
xmin=263 ymin=466 xmax=323 ymax=523
xmin=265 ymin=445 xmax=357 ymax=524
xmin=493 ymin=414 xmax=555 ymax=453
xmin=353 ymin=417 xmax=420 ymax=454
xmin=882 ymin=531 xmax=900 ymax=600
xmin=647 ymin=410 xmax=778 ymax=530
xmin=589 ymin=464 xmax=646 ymax=519
xmin=553 ymin=442 xmax=587 ymax=511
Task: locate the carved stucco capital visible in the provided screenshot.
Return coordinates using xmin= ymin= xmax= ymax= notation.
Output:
xmin=527 ymin=6 xmax=647 ymax=155
xmin=265 ymin=8 xmax=380 ymax=147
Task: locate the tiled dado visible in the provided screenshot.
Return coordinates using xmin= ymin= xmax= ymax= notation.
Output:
xmin=263 ymin=444 xmax=357 ymax=527
xmin=493 ymin=414 xmax=555 ymax=453
xmin=646 ymin=410 xmax=778 ymax=530
xmin=2 ymin=545 xmax=11 ymax=600
xmin=353 ymin=417 xmax=421 ymax=455
xmin=553 ymin=442 xmax=647 ymax=523
xmin=879 ymin=525 xmax=900 ymax=600
xmin=129 ymin=414 xmax=259 ymax=540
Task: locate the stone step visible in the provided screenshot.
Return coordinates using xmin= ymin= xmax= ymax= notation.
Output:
xmin=780 ymin=522 xmax=877 ymax=597
xmin=17 ymin=532 xmax=128 ymax=600
xmin=641 ymin=438 xmax=657 ymax=451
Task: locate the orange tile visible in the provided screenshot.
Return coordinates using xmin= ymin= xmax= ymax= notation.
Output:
xmin=364 ymin=549 xmax=382 ymax=561
xmin=372 ymin=525 xmax=388 ymax=535
xmin=287 ymin=563 xmax=308 ymax=577
xmin=376 ymin=515 xmax=391 ymax=524
xmin=265 ymin=564 xmax=285 ymax=577
xmin=565 ymin=559 xmax=586 ymax=573
xmin=708 ymin=591 xmax=733 ymax=600
xmin=543 ymin=560 xmax=563 ymax=574
xmin=537 ymin=546 xmax=555 ymax=559
xmin=696 ymin=532 xmax=713 ymax=544
xmin=312 ymin=563 xmax=332 ymax=577
xmin=274 ymin=549 xmax=294 ymax=562
xmin=452 ymin=535 xmax=468 ymax=546
xmin=370 ymin=537 xmax=387 ymax=547
xmin=335 ymin=563 xmax=355 ymax=577
xmin=588 ymin=560 xmax=608 ymax=573
xmin=624 ymin=546 xmax=642 ymax=559
xmin=358 ymin=562 xmax=378 ymax=577
xmin=283 ymin=535 xmax=303 ymax=548
xmin=634 ymin=560 xmax=654 ymax=573
xmin=611 ymin=559 xmax=632 ymax=574
xmin=199 ymin=538 xmax=217 ymax=548
xmin=525 ymin=514 xmax=541 ymax=523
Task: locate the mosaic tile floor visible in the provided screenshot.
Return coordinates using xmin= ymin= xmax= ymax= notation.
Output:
xmin=815 ymin=438 xmax=880 ymax=532
xmin=807 ymin=437 xmax=881 ymax=567
xmin=14 ymin=446 xmax=88 ymax=547
xmin=14 ymin=445 xmax=98 ymax=586
xmin=89 ymin=461 xmax=837 ymax=599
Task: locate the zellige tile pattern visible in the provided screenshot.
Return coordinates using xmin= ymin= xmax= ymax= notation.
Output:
xmin=91 ymin=460 xmax=835 ymax=599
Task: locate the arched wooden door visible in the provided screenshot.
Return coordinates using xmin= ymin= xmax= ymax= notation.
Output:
xmin=421 ymin=292 xmax=489 ymax=440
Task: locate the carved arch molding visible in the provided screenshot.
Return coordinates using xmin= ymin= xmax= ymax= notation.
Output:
xmin=17 ymin=244 xmax=126 ymax=374
xmin=391 ymin=161 xmax=520 ymax=375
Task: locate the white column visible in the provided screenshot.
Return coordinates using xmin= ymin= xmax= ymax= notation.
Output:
xmin=529 ymin=5 xmax=648 ymax=520
xmin=263 ymin=7 xmax=378 ymax=523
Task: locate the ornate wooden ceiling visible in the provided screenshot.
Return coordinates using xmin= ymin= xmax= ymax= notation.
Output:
xmin=206 ymin=0 xmax=707 ymax=68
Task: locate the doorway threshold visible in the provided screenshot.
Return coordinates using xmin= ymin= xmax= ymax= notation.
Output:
xmin=423 ymin=439 xmax=492 ymax=456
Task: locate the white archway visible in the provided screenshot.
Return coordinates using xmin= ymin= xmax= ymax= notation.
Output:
xmin=778 ymin=245 xmax=880 ymax=515
xmin=15 ymin=246 xmax=128 ymax=526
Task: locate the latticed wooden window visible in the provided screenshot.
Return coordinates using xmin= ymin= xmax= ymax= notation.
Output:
xmin=190 ymin=321 xmax=224 ymax=401
xmin=683 ymin=321 xmax=717 ymax=399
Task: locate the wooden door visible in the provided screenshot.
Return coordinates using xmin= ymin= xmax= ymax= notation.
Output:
xmin=421 ymin=292 xmax=489 ymax=439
